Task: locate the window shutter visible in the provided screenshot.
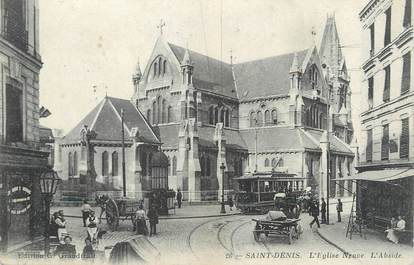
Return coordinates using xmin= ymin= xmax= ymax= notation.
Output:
xmin=401 ymin=52 xmax=411 ymax=95
xmin=403 ymin=0 xmax=412 ymax=28
xmin=366 ymin=129 xmax=373 ymax=162
xmin=381 ymin=124 xmax=389 ymax=160
xmin=383 ymin=66 xmax=390 ymax=102
xmin=400 ymin=118 xmax=409 ymax=159
xmin=384 ymin=8 xmax=392 ymax=46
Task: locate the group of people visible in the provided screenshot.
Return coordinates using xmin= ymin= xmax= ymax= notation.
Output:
xmin=385 ymin=215 xmax=406 ymax=244
xmin=134 ymin=204 xmax=159 ymax=237
xmin=309 ymin=198 xmax=343 ymax=229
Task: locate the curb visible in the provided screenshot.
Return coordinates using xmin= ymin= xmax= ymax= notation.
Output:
xmin=316 ymin=230 xmax=349 ymax=254
xmin=64 ymin=212 xmax=242 ymax=220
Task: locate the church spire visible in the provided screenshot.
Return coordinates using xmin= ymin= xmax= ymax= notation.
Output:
xmin=289 ymin=52 xmax=301 ymax=74
xmin=319 ymin=15 xmax=343 ymax=75
xmin=181 ymin=47 xmax=192 ymax=66
xmin=132 ymin=58 xmax=142 ymax=96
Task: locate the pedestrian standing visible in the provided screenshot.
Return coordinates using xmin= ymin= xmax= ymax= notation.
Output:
xmin=55 ymin=210 xmax=67 ymax=244
xmin=81 ymin=200 xmax=91 ymax=227
xmin=309 ymin=201 xmax=320 ymax=229
xmin=321 ymin=198 xmax=327 ymax=224
xmin=336 ymin=198 xmax=343 ymax=222
xmin=176 ymin=189 xmax=182 ymax=209
xmin=135 ymin=205 xmax=148 ymax=236
xmin=147 ymin=205 xmax=159 ymax=236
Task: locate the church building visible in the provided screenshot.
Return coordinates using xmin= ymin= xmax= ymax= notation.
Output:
xmin=56 ymin=16 xmax=355 ymax=201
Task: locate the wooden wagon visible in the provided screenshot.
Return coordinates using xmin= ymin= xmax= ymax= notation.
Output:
xmin=252 ymin=217 xmax=301 ymax=244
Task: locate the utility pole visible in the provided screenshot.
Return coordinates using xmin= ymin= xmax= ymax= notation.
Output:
xmin=121 ymin=108 xmax=126 ymax=197
xmin=326 ymin=86 xmax=331 ymax=225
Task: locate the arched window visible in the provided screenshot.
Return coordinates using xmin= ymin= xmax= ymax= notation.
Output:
xmin=163 ymin=60 xmax=167 ymax=75
xmin=172 ymin=156 xmax=177 ymax=176
xmin=152 ymin=101 xmax=157 ymax=124
xmin=157 ymin=96 xmax=162 ymax=124
xmin=250 ymin=111 xmax=256 ymax=127
xmin=167 ymin=157 xmax=171 ymax=177
xmin=214 ymin=107 xmax=219 ymax=124
xmin=319 ymin=113 xmax=324 ymax=129
xmin=162 ymin=99 xmax=167 ymax=123
xmin=68 ymin=152 xmax=73 ymax=176
xmin=257 ymin=111 xmax=263 ymax=126
xmin=141 ymin=153 xmax=147 ymax=176
xmin=271 ymin=109 xmax=277 ymax=124
xmin=102 ymin=151 xmax=109 ymax=176
xmin=73 ymin=151 xmax=78 ymax=176
xmin=206 ymin=156 xmax=211 ymax=176
xmin=153 ymin=62 xmax=158 ymax=77
xmin=264 ymin=158 xmax=270 ymax=167
xmin=158 ymin=57 xmax=162 ymax=76
xmin=225 ymin=109 xmax=230 ymax=127
xmin=208 ymin=106 xmax=214 ymax=125
xmin=306 ymin=108 xmax=311 ymax=126
xmin=147 ymin=109 xmax=152 ymax=124
xmin=264 ymin=110 xmax=270 ymax=125
xmin=148 ymin=154 xmax=152 ymax=176
xmin=220 ymin=108 xmax=225 ymax=123
xmin=167 ymin=106 xmax=173 ymax=123
xmin=112 ymin=151 xmax=118 ymax=176
xmin=271 ymin=158 xmax=277 ymax=167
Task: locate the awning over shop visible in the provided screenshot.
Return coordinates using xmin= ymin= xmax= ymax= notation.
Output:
xmin=333 ymin=168 xmax=414 ymax=182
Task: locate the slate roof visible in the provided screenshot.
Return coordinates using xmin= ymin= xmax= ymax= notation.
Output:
xmin=303 ymin=128 xmax=353 ymax=155
xmin=39 ymin=125 xmax=54 ymax=143
xmin=234 ymin=50 xmax=308 ymax=100
xmin=239 ymin=127 xmax=319 ymax=153
xmin=168 ymin=43 xmax=237 ymax=98
xmin=63 ymin=97 xmax=160 ymax=144
xmin=198 ymin=126 xmax=248 ymax=150
xmin=155 ymin=124 xmax=180 ymax=149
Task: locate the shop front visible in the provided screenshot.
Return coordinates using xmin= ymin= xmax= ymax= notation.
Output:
xmin=0 ymin=145 xmax=50 ymax=252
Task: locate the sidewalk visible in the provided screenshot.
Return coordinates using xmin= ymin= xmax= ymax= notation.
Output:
xmin=317 ymin=215 xmax=413 ymax=259
xmin=51 ymin=204 xmax=241 ymax=220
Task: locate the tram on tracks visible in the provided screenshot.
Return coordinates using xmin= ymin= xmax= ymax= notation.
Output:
xmin=234 ymin=171 xmax=305 ymax=214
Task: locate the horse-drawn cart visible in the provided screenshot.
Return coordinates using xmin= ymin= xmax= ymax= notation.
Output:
xmin=252 ymin=211 xmax=302 ymax=244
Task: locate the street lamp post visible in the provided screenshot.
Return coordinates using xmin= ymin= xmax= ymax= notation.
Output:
xmin=220 ymin=163 xmax=226 ymax=214
xmin=39 ymin=170 xmax=60 ymax=255
xmin=121 ymin=109 xmax=126 ymax=197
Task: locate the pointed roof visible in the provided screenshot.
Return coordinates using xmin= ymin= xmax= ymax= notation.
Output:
xmin=234 ymin=49 xmax=308 ymax=100
xmin=289 ymin=52 xmax=301 ymax=73
xmin=134 ymin=59 xmax=142 ymax=77
xmin=319 ymin=15 xmax=343 ymax=72
xmin=63 ymin=97 xmax=160 ymax=144
xmin=181 ymin=48 xmax=192 ymax=66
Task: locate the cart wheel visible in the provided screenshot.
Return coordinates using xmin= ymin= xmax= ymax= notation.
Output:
xmin=253 ymin=231 xmax=260 ymax=242
xmin=105 ymin=198 xmax=119 ymax=231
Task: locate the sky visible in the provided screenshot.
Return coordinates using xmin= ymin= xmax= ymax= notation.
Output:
xmin=39 ymin=0 xmax=368 ymax=138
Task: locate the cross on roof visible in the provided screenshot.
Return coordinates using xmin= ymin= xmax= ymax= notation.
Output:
xmin=157 ymin=19 xmax=166 ymax=35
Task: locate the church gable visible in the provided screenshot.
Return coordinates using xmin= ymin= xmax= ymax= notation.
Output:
xmin=300 ymin=47 xmax=328 ymax=98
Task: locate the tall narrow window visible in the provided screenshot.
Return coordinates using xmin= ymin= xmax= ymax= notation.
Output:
xmin=381 ymin=124 xmax=389 ymax=160
xmin=153 ymin=62 xmax=158 ymax=77
xmin=200 ymin=156 xmax=205 ymax=176
xmin=214 ymin=107 xmax=219 ymax=124
xmin=249 ymin=112 xmax=256 ymax=127
xmin=162 ymin=99 xmax=167 ymax=123
xmin=208 ymin=107 xmax=214 ymax=124
xmin=278 ymin=158 xmax=284 ymax=167
xmin=112 ymin=151 xmax=118 ymax=176
xmin=403 ymin=0 xmax=412 ymax=28
xmin=172 ymin=156 xmax=177 ymax=176
xmin=368 ymin=77 xmax=374 ymax=109
xmin=257 ymin=111 xmax=263 ymax=126
xmin=369 ymin=23 xmax=375 ymax=56
xmin=225 ymin=109 xmax=230 ymax=127
xmin=383 ymin=66 xmax=391 ymax=102
xmin=102 ymin=151 xmax=109 ymax=176
xmin=163 ymin=60 xmax=167 ymax=75
xmin=220 ymin=109 xmax=225 ymax=123
xmin=73 ymin=151 xmax=78 ymax=176
xmin=206 ymin=157 xmax=211 ymax=176
xmin=264 ymin=158 xmax=270 ymax=167
xmin=158 ymin=57 xmax=162 ymax=76
xmin=141 ymin=153 xmax=147 ymax=176
xmin=168 ymin=106 xmax=173 ymax=123
xmin=384 ymin=8 xmax=392 ymax=46
xmin=400 ymin=118 xmax=409 ymax=159
xmin=366 ymin=129 xmax=373 ymax=162
xmin=152 ymin=101 xmax=157 ymax=124
xmin=147 ymin=109 xmax=152 ymax=124
xmin=5 ymin=85 xmax=23 ymax=143
xmin=401 ymin=52 xmax=411 ymax=95
xmin=271 ymin=109 xmax=277 ymax=124
xmin=239 ymin=158 xmax=243 ymax=176
xmin=157 ymin=96 xmax=162 ymax=124
xmin=68 ymin=152 xmax=73 ymax=176
xmin=264 ymin=110 xmax=270 ymax=125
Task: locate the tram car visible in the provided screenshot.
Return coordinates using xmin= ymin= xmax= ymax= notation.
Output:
xmin=234 ymin=171 xmax=305 ymax=214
